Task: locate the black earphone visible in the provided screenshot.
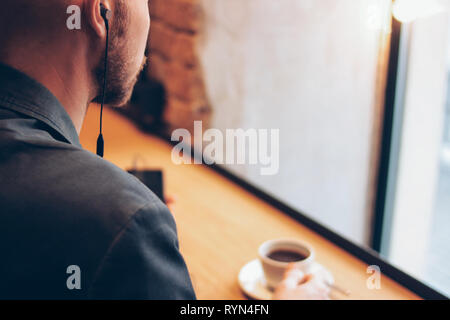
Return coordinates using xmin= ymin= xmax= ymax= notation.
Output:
xmin=96 ymin=3 xmax=112 ymax=158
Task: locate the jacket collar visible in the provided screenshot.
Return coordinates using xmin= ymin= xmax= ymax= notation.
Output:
xmin=0 ymin=62 xmax=81 ymax=147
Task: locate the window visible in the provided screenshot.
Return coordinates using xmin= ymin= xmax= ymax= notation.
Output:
xmin=194 ymin=0 xmax=449 ymax=297
xmin=378 ymin=6 xmax=450 ymax=296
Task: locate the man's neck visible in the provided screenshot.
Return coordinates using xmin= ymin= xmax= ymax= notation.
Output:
xmin=0 ymin=44 xmax=96 ymax=135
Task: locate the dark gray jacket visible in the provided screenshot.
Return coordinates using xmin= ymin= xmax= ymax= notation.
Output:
xmin=0 ymin=63 xmax=196 ymax=299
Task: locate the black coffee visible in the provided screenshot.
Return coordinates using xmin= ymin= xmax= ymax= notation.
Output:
xmin=267 ymin=249 xmax=307 ymax=262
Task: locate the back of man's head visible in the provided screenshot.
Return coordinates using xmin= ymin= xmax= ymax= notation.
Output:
xmin=0 ymin=0 xmax=150 ymax=109
xmin=0 ymin=0 xmax=68 ymax=48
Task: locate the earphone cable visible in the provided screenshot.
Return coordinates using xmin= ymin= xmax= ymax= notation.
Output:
xmin=96 ymin=17 xmax=109 ymax=157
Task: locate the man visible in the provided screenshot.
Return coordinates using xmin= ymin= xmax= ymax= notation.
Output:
xmin=0 ymin=0 xmax=329 ymax=299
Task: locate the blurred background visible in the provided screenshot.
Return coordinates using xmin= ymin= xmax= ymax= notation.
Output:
xmin=120 ymin=0 xmax=450 ymax=297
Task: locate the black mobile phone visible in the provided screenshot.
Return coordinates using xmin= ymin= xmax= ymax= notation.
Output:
xmin=128 ymin=169 xmax=165 ymax=203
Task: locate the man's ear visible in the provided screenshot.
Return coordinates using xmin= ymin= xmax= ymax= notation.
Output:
xmin=85 ymin=0 xmax=111 ymax=38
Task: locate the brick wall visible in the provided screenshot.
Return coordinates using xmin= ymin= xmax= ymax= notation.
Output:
xmin=148 ymin=0 xmax=211 ymax=133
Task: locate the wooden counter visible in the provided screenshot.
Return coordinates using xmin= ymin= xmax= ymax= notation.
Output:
xmin=80 ymin=105 xmax=420 ymax=300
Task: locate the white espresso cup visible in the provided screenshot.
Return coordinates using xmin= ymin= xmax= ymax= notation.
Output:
xmin=258 ymin=239 xmax=315 ymax=290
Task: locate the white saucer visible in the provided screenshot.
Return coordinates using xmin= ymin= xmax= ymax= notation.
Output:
xmin=238 ymin=259 xmax=334 ymax=300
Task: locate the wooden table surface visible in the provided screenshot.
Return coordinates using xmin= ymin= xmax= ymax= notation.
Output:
xmin=80 ymin=105 xmax=420 ymax=300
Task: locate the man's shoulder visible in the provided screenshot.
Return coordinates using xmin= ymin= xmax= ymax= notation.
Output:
xmin=0 ymin=142 xmax=179 ymax=298
xmin=52 ymin=145 xmax=162 ymax=219
xmin=2 ymin=136 xmax=165 ymax=230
